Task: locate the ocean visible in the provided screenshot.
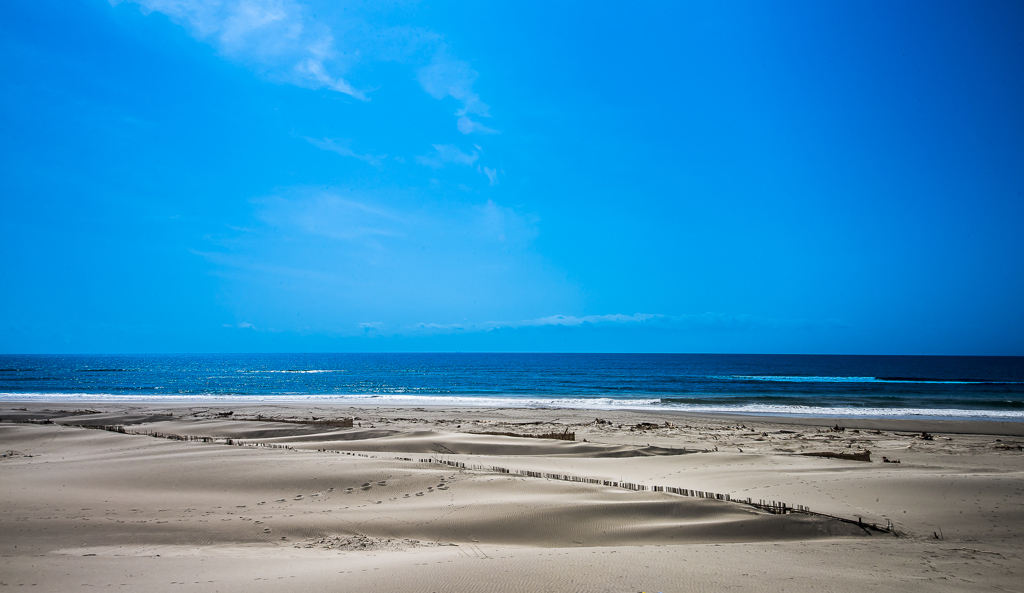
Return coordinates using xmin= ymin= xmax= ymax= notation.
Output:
xmin=1 ymin=353 xmax=1022 ymax=420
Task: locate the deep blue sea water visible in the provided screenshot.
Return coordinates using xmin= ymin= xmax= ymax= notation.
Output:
xmin=1 ymin=353 xmax=1023 ymax=420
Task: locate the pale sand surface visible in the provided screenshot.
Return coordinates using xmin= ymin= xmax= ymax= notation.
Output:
xmin=2 ymin=402 xmax=1023 ymax=592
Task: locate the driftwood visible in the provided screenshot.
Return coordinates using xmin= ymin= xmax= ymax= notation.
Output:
xmin=311 ymin=418 xmax=355 ymax=428
xmin=249 ymin=416 xmax=354 ymax=428
xmin=470 ymin=430 xmax=575 ymax=441
xmin=801 ymin=450 xmax=871 ymax=462
xmin=632 ymin=422 xmax=661 ymax=431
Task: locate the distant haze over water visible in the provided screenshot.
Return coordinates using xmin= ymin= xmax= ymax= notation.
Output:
xmin=1 ymin=354 xmax=1022 ymax=421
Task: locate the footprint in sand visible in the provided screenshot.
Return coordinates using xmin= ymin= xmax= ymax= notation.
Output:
xmin=416 ymin=492 xmax=424 ymax=497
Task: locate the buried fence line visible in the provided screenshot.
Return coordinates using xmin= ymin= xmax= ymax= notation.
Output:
xmin=416 ymin=456 xmax=896 ymax=535
xmin=46 ymin=422 xmax=896 ymax=536
xmin=66 ymin=423 xmax=299 ymax=451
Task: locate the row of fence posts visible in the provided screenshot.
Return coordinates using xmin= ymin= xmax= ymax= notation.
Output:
xmin=417 ymin=457 xmax=737 ymax=502
xmin=414 ymin=456 xmax=893 ymax=534
xmin=70 ymin=427 xmax=794 ymax=514
xmin=54 ymin=422 xmax=892 ymax=534
xmin=74 ymin=426 xmax=805 ymax=519
xmin=72 ymin=424 xmax=302 ymax=450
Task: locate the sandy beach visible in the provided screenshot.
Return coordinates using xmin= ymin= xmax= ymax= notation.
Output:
xmin=2 ymin=401 xmax=1022 ymax=592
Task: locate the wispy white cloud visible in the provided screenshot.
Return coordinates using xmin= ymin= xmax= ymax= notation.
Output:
xmin=501 ymin=313 xmax=661 ymax=328
xmin=295 ymin=54 xmax=366 ymax=100
xmin=305 ymin=137 xmax=385 ymax=166
xmin=115 ymin=0 xmax=368 ymax=100
xmin=201 ymin=188 xmax=539 ymax=269
xmin=416 ymin=322 xmax=465 ymax=331
xmin=417 ymin=50 xmax=488 ymax=116
xmin=193 ymin=248 xmax=344 ymax=283
xmin=417 ymin=49 xmax=496 ymax=134
xmin=473 ymin=199 xmax=534 ymax=243
xmin=222 ymin=321 xmax=257 ymax=329
xmin=194 ymin=187 xmax=558 ymax=334
xmin=253 ymin=193 xmax=404 ymax=244
xmin=402 ymin=312 xmax=843 ymax=335
xmin=117 ymin=0 xmax=502 ymax=174
xmin=409 ymin=313 xmax=654 ymax=332
xmin=416 ymin=144 xmax=479 ymax=168
xmin=116 ymin=2 xmax=498 ymax=127
xmin=457 ymin=116 xmax=497 ymax=135
xmin=478 ymin=165 xmax=498 ymax=186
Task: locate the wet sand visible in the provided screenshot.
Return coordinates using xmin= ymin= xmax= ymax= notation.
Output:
xmin=2 ymin=402 xmax=1022 ymax=592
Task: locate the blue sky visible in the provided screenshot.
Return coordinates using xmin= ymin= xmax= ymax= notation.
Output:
xmin=1 ymin=0 xmax=1022 ymax=354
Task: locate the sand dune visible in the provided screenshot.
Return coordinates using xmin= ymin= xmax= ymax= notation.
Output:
xmin=3 ymin=403 xmax=1023 ymax=592
xmin=0 ymin=423 xmax=859 ymax=549
xmin=138 ymin=421 xmax=691 ymax=457
xmin=37 ymin=412 xmax=697 ymax=456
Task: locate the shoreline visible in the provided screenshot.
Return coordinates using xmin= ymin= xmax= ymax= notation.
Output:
xmin=651 ymin=410 xmax=1024 ymax=436
xmin=4 ymin=397 xmax=1024 ymax=435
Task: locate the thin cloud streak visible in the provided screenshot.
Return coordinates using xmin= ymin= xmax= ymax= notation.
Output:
xmin=396 ymin=312 xmax=850 ymax=336
xmin=114 ymin=0 xmax=370 ymax=100
xmin=116 ymin=0 xmax=504 ymax=185
xmin=416 ymin=144 xmax=479 ymax=168
xmin=457 ymin=116 xmax=497 ymax=135
xmin=116 ymin=1 xmax=498 ymax=135
xmin=305 ymin=137 xmax=386 ymax=166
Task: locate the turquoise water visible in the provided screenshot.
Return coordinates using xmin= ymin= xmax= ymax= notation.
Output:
xmin=1 ymin=353 xmax=1022 ymax=420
